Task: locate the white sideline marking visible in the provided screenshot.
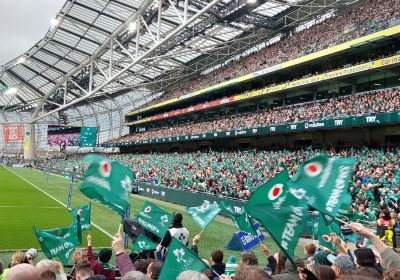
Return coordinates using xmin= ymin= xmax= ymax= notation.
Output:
xmin=4 ymin=167 xmax=114 ymax=239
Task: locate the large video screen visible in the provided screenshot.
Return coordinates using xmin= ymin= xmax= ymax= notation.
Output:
xmin=47 ymin=125 xmax=81 ymax=146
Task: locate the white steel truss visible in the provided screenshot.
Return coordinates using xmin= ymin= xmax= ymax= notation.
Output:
xmin=30 ymin=0 xmax=223 ymax=123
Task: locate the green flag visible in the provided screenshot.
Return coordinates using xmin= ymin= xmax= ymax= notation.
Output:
xmin=34 ymin=225 xmax=79 ymax=265
xmin=136 ymin=201 xmax=173 ymax=238
xmin=79 ymin=155 xmax=133 ymax=217
xmin=43 ymin=213 xmax=82 ymax=246
xmin=221 ymin=202 xmax=256 ymax=236
xmin=70 ymin=204 xmax=91 ymax=231
xmin=158 ymin=238 xmax=209 ymax=280
xmin=289 ymin=155 xmax=356 ymax=216
xmin=42 ymin=227 xmax=80 ymax=246
xmin=310 ymin=217 xmax=319 ymax=239
xmin=318 ymin=214 xmax=343 ymax=252
xmin=247 ymin=189 xmax=308 ymax=266
xmin=186 ymin=202 xmax=221 ymax=229
xmin=245 ymin=170 xmax=289 ymax=210
xmin=131 ymin=235 xmax=158 ymax=252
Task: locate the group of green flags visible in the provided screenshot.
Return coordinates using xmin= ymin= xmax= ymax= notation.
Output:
xmin=34 ymin=204 xmax=91 ymax=265
xmin=34 ymin=154 xmax=134 ymax=265
xmin=33 ymin=153 xmax=359 ymax=279
xmin=135 ymin=155 xmax=357 ymax=279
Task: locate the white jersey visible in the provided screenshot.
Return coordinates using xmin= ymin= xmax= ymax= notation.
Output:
xmin=169 ymin=227 xmax=189 ymax=245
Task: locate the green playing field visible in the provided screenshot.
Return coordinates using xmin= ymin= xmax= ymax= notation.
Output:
xmin=0 ymin=166 xmax=304 ymax=265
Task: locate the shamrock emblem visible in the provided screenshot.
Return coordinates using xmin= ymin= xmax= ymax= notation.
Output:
xmin=121 ymin=176 xmax=132 ymax=193
xmin=138 ymin=241 xmax=146 ymax=248
xmin=173 ymin=248 xmax=186 ymax=263
xmin=160 ymin=215 xmax=169 ymax=225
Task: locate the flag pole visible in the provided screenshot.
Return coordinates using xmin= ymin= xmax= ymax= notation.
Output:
xmin=118 ymin=223 xmax=122 ymax=234
xmin=209 ymin=266 xmax=221 ymax=278
xmin=197 ymin=227 xmax=206 ymax=236
xmin=334 ymin=216 xmax=350 ymax=225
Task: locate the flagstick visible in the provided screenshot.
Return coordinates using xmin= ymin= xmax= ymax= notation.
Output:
xmin=334 ymin=216 xmax=350 ymax=225
xmin=327 ymin=223 xmax=333 ymax=233
xmin=197 ymin=228 xmax=206 ymax=236
xmin=209 ymin=267 xmax=221 ymax=278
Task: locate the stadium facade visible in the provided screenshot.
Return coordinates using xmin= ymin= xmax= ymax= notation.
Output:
xmin=0 ymin=0 xmax=399 ymax=157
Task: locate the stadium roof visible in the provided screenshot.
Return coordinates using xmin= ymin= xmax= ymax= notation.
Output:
xmin=0 ymin=0 xmax=352 ymax=122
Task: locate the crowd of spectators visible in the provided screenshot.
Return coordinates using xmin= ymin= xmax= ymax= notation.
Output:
xmin=1 ymin=206 xmax=400 ymax=280
xmin=137 ymin=0 xmax=400 ymax=110
xmin=3 ymin=0 xmax=400 ymax=279
xmin=105 ymin=146 xmax=400 ymax=205
xmin=109 ymin=88 xmax=400 ymax=144
xmin=40 ymin=145 xmax=400 ymax=212
xmin=47 ymin=133 xmax=80 ymax=147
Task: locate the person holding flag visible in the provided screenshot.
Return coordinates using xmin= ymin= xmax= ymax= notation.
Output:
xmin=190 ymin=234 xmax=226 ymax=279
xmin=87 ymin=234 xmax=115 ymax=280
xmin=110 ymin=233 xmax=134 ymax=278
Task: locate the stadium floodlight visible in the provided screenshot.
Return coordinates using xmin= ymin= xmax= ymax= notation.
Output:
xmin=127 ymin=22 xmax=137 ymax=34
xmin=50 ymin=17 xmax=60 ymax=29
xmin=16 ymin=56 xmax=27 ymax=64
xmin=5 ymin=86 xmax=20 ymax=96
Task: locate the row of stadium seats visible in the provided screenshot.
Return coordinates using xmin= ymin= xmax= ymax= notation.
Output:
xmin=136 ymin=0 xmax=400 ymax=111
xmin=124 ymin=46 xmax=400 ymax=127
xmin=108 ymin=88 xmax=400 ymax=144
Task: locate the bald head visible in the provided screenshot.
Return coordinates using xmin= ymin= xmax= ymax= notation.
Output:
xmin=5 ymin=264 xmax=40 ymax=280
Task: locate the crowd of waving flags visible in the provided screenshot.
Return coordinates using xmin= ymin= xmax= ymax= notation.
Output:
xmin=33 ymin=154 xmax=134 ymax=265
xmin=33 ymin=153 xmax=360 ymax=275
xmin=34 ymin=204 xmax=91 ymax=264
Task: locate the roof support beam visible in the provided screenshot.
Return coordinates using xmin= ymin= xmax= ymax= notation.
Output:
xmin=39 ymin=48 xmax=79 ymax=67
xmin=63 ymin=14 xmax=112 ymax=36
xmin=7 ymin=70 xmax=46 ymax=97
xmin=70 ymin=0 xmax=125 ymax=24
xmin=29 ymin=56 xmax=67 ymax=75
xmin=31 ymin=0 xmax=223 ymax=123
xmin=18 ymin=64 xmax=57 ymax=85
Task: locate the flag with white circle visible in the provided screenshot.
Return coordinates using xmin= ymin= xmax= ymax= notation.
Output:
xmin=79 ymin=154 xmax=134 ymax=217
xmin=136 ymin=201 xmax=173 ymax=238
xmin=288 ymin=155 xmax=356 ymax=216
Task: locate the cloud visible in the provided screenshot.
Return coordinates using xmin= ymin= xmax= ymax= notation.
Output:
xmin=0 ymin=0 xmax=64 ymax=65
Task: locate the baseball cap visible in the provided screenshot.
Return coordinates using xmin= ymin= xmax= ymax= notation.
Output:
xmin=26 ymin=248 xmax=38 ymax=260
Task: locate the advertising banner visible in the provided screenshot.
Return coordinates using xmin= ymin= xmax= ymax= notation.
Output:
xmin=2 ymin=123 xmax=23 ymax=142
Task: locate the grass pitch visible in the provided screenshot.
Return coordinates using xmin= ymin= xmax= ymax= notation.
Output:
xmin=0 ymin=166 xmax=304 ymax=265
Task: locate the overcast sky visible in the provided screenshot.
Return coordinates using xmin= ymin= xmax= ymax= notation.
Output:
xmin=0 ymin=0 xmax=64 ymax=65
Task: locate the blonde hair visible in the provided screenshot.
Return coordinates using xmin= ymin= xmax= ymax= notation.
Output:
xmin=36 ymin=259 xmax=56 ymax=274
xmin=72 ymin=248 xmax=88 ymax=264
xmin=11 ymin=251 xmax=26 ymax=267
